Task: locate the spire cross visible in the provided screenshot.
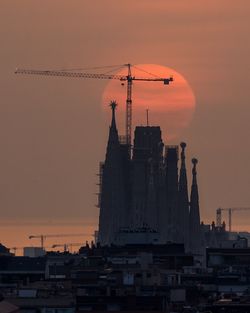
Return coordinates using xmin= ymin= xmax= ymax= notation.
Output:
xmin=109 ymin=100 xmax=118 ymax=127
xmin=110 ymin=100 xmax=117 ymax=113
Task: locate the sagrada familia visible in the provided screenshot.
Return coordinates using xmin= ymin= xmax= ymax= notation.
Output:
xmin=98 ymin=101 xmax=202 ymax=254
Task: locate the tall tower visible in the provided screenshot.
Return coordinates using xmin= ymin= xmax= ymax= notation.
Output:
xmin=178 ymin=142 xmax=190 ymax=247
xmin=131 ymin=126 xmax=163 ymax=229
xmin=163 ymin=146 xmax=179 ymax=242
xmin=189 ymin=158 xmax=202 ymax=254
xmin=98 ymin=101 xmax=127 ymax=245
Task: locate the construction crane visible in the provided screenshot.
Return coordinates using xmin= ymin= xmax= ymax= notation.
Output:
xmin=52 ymin=242 xmax=83 ymax=253
xmin=216 ymin=207 xmax=250 ymax=232
xmin=9 ymin=246 xmax=51 ymax=255
xmin=15 ymin=64 xmax=173 ymax=147
xmin=29 ymin=233 xmax=91 ymax=249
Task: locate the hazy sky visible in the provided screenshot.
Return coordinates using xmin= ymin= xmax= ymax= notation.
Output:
xmin=0 ymin=1 xmax=250 ymax=237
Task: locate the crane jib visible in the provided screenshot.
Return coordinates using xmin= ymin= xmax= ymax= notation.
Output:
xmin=15 ymin=69 xmax=173 ymax=83
xmin=15 ymin=65 xmax=174 ymax=148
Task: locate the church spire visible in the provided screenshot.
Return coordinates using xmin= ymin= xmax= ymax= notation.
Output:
xmin=164 ymin=146 xmax=179 ymax=242
xmin=189 ymin=158 xmax=202 ymax=254
xmin=178 ymin=142 xmax=190 ymax=247
xmin=98 ymin=100 xmax=126 ymax=245
xmin=110 ymin=100 xmax=117 ymax=130
xmin=191 ymin=158 xmax=198 ymax=187
xmin=190 ymin=158 xmax=199 ymax=210
xmin=107 ymin=101 xmax=119 ymax=148
xmin=179 ymin=143 xmax=188 ymax=193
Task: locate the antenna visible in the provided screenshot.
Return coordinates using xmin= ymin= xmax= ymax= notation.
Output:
xmin=146 ymin=109 xmax=149 ymax=126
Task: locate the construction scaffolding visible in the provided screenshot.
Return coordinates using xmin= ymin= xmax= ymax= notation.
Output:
xmin=96 ymin=162 xmax=104 ymax=208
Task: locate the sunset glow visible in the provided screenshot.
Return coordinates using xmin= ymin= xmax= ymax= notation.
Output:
xmin=102 ymin=64 xmax=195 ymax=141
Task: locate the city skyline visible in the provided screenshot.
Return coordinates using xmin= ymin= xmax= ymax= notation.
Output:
xmin=0 ymin=1 xmax=250 ymax=249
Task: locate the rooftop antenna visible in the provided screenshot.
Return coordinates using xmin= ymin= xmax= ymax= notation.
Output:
xmin=146 ymin=109 xmax=149 ymax=126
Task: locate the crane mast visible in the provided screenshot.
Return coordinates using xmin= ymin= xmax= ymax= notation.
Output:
xmin=126 ymin=64 xmax=132 ymax=145
xmin=15 ymin=64 xmax=173 ymax=147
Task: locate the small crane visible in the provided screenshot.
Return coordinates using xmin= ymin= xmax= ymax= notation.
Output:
xmin=10 ymin=245 xmax=51 ymax=255
xmin=216 ymin=207 xmax=250 ymax=232
xmin=15 ymin=64 xmax=173 ymax=147
xmin=52 ymin=242 xmax=83 ymax=253
xmin=29 ymin=233 xmax=90 ymax=249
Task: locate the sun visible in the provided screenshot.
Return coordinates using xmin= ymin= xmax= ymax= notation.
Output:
xmin=102 ymin=64 xmax=195 ymax=142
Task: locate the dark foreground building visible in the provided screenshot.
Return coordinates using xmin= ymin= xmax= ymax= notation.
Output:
xmin=98 ymin=101 xmax=202 ymax=255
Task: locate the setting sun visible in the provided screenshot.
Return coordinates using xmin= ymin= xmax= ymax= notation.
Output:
xmin=102 ymin=64 xmax=195 ymax=141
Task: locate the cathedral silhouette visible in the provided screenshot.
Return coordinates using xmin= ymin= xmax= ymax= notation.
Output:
xmin=98 ymin=101 xmax=201 ymax=254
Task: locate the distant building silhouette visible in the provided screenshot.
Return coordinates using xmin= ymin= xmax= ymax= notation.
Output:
xmin=98 ymin=101 xmax=202 ymax=254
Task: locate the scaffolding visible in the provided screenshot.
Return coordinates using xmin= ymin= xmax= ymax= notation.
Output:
xmin=96 ymin=162 xmax=104 ymax=208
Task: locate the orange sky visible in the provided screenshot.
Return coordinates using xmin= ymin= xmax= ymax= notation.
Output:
xmin=0 ymin=1 xmax=250 ymax=250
